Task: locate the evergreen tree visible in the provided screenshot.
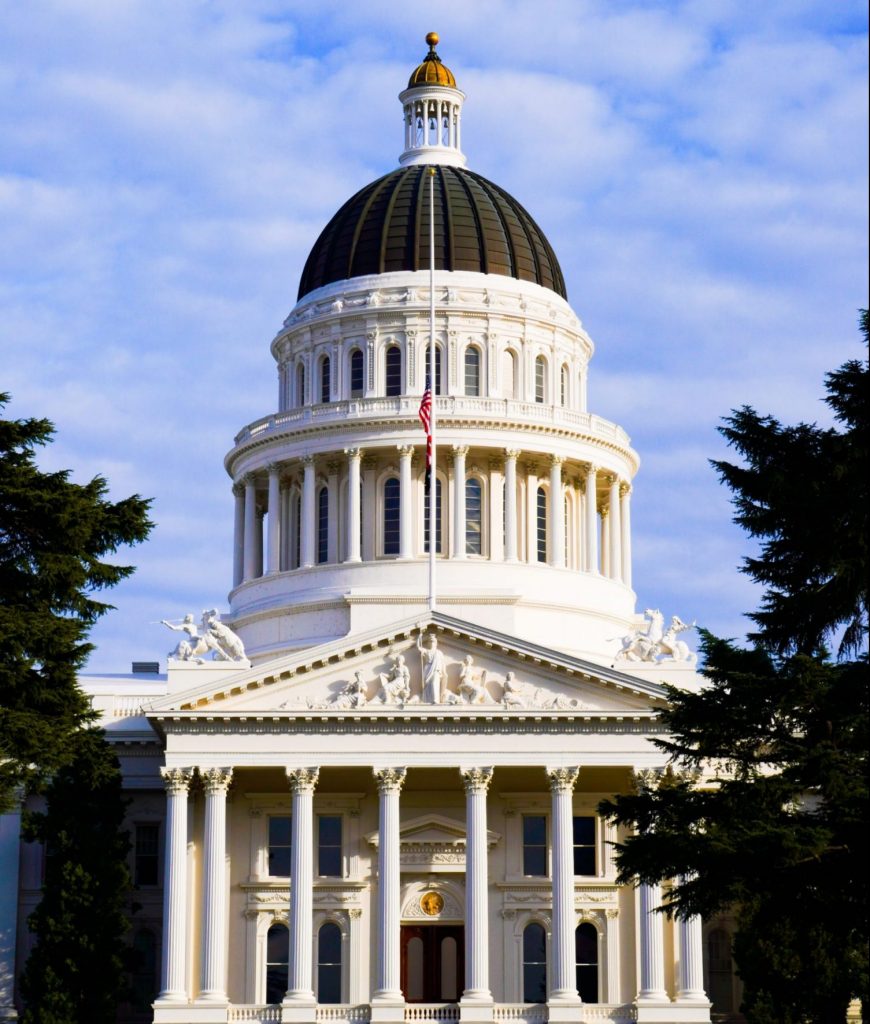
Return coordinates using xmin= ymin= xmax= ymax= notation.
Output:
xmin=600 ymin=312 xmax=869 ymax=1023
xmin=20 ymin=728 xmax=135 ymax=1024
xmin=0 ymin=394 xmax=152 ymax=811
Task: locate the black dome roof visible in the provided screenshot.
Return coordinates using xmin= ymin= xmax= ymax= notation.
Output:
xmin=297 ymin=165 xmax=567 ymax=301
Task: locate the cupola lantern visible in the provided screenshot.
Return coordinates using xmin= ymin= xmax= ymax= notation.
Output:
xmin=399 ymin=32 xmax=467 ymax=167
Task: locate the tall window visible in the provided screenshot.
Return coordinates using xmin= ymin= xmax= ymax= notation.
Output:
xmin=320 ymin=355 xmax=331 ymax=404
xmin=293 ymin=493 xmax=301 ymax=570
xmin=523 ymin=923 xmax=547 ymax=1003
xmin=573 ymin=816 xmax=596 ymax=875
xmin=318 ymin=923 xmax=342 ymax=1004
xmin=385 ymin=346 xmax=402 ymax=396
xmin=131 ymin=928 xmax=158 ymax=1008
xmin=561 ymin=364 xmax=569 ymax=406
xmin=466 ymin=478 xmax=482 ymax=555
xmin=134 ymin=824 xmax=159 ymax=886
xmin=266 ymin=924 xmax=290 ymax=1003
xmin=535 ymin=355 xmax=546 ymax=403
xmin=317 ymin=486 xmax=329 ymax=564
xmin=425 ymin=345 xmax=443 ymax=394
xmin=537 ymin=487 xmax=547 ymax=563
xmin=383 ymin=477 xmax=400 ymax=555
xmin=350 ymin=348 xmax=364 ymax=397
xmin=318 ymin=816 xmax=342 ymax=877
xmin=503 ymin=349 xmax=518 ymax=399
xmin=464 ymin=346 xmax=481 ymax=396
xmin=575 ymin=923 xmax=598 ymax=1003
xmin=523 ymin=815 xmax=547 ymax=876
xmin=296 ymin=363 xmax=306 ymax=406
xmin=268 ymin=816 xmax=292 ymax=877
xmin=424 ymin=477 xmax=443 ymax=554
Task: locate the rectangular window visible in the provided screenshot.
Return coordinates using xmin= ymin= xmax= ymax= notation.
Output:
xmin=134 ymin=824 xmax=160 ymax=886
xmin=318 ymin=815 xmax=343 ymax=877
xmin=268 ymin=815 xmax=292 ymax=877
xmin=424 ymin=478 xmax=442 ymax=554
xmin=523 ymin=815 xmax=547 ymax=876
xmin=350 ymin=351 xmax=364 ymax=396
xmin=573 ymin=816 xmax=596 ymax=875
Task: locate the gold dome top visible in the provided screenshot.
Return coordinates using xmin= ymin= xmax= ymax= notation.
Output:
xmin=408 ymin=31 xmax=457 ymax=88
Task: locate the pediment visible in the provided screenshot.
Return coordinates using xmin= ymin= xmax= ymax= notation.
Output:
xmin=146 ymin=612 xmax=669 ymax=720
xmin=364 ymin=813 xmax=500 ymax=849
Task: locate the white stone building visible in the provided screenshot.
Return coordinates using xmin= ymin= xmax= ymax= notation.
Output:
xmin=1 ymin=34 xmax=743 ymax=1024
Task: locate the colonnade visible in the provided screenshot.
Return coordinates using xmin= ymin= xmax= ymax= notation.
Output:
xmin=231 ymin=449 xmax=633 ymax=589
xmin=155 ymin=765 xmax=706 ymax=1013
xmin=403 ymin=98 xmax=462 ymax=152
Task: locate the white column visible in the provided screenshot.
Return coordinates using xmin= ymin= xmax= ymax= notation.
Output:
xmin=600 ymin=510 xmax=610 ymax=578
xmin=605 ymin=910 xmax=621 ymax=1003
xmin=488 ymin=460 xmax=504 ymax=562
xmin=398 ymin=445 xmax=414 ymax=559
xmin=637 ymin=883 xmax=668 ymax=1002
xmin=584 ymin=464 xmax=598 ymax=574
xmin=232 ymin=483 xmax=245 ymax=588
xmin=460 ymin=767 xmax=494 ymax=1009
xmin=327 ymin=461 xmax=340 ymax=563
xmin=372 ymin=768 xmax=407 ymax=1007
xmin=452 ymin=446 xmax=469 ymax=558
xmin=199 ymin=767 xmax=233 ymax=1002
xmin=243 ymin=475 xmax=257 ymax=582
xmin=547 ymin=767 xmax=581 ymax=1006
xmin=254 ymin=509 xmax=264 ymax=577
xmin=608 ymin=476 xmax=622 ymax=581
xmin=158 ymin=767 xmax=194 ymax=1002
xmin=526 ymin=463 xmax=539 ymax=563
xmin=503 ymin=450 xmax=519 ymax=562
xmin=549 ymin=456 xmax=565 ymax=568
xmin=301 ymin=456 xmax=316 ymax=569
xmin=345 ymin=448 xmax=362 ymax=562
xmin=285 ymin=768 xmax=319 ymax=1006
xmin=676 ymin=879 xmax=707 ymax=1003
xmin=267 ymin=463 xmax=281 ymax=574
xmin=621 ymin=484 xmax=633 ymax=588
xmin=0 ymin=795 xmax=22 ymax=1019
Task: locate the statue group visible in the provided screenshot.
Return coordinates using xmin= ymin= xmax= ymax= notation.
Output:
xmin=614 ymin=609 xmax=696 ymax=665
xmin=162 ymin=609 xmax=247 ymax=664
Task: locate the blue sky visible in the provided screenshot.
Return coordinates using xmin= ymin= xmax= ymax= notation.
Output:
xmin=1 ymin=1 xmax=867 ymax=672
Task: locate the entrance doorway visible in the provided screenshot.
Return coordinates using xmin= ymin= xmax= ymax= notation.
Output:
xmin=401 ymin=925 xmax=465 ymax=1002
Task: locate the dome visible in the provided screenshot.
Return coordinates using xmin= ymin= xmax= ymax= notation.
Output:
xmin=297 ymin=165 xmax=567 ymax=300
xmin=407 ymin=32 xmax=457 ymax=88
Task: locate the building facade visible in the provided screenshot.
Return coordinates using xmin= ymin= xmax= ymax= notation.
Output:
xmin=1 ymin=34 xmax=743 ymax=1024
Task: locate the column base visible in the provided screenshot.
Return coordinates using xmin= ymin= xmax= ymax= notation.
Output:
xmin=460 ymin=994 xmax=494 ymax=1023
xmin=370 ymin=995 xmax=406 ymax=1024
xmin=546 ymin=998 xmax=583 ymax=1024
xmin=634 ymin=1004 xmax=710 ymax=1023
xmin=281 ymin=1000 xmax=318 ymax=1024
xmin=154 ymin=1005 xmax=227 ymax=1024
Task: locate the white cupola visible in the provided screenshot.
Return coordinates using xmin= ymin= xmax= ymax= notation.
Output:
xmin=398 ymin=32 xmax=467 ymax=168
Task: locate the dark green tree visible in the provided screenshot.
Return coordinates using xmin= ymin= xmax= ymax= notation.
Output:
xmin=600 ymin=312 xmax=869 ymax=1024
xmin=0 ymin=393 xmax=152 ymax=811
xmin=19 ymin=727 xmax=135 ymax=1024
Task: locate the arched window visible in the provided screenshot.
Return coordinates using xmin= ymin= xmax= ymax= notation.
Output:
xmin=425 ymin=345 xmax=443 ymax=395
xmin=537 ymin=486 xmax=547 ymax=563
xmin=560 ymin=364 xmax=569 ymax=406
xmin=296 ymin=363 xmax=306 ymax=407
xmin=707 ymin=928 xmax=735 ymax=1014
xmin=266 ymin=923 xmax=289 ymax=1004
xmin=131 ymin=928 xmax=158 ymax=1009
xmin=575 ymin=923 xmax=598 ymax=1003
xmin=535 ymin=355 xmax=547 ymax=403
xmin=464 ymin=346 xmax=481 ymax=396
xmin=424 ymin=477 xmax=443 ymax=554
xmin=320 ymin=355 xmax=331 ymax=404
xmin=523 ymin=923 xmax=547 ymax=1003
xmin=350 ymin=348 xmax=364 ymax=397
xmin=317 ymin=922 xmax=342 ymax=1004
xmin=317 ymin=486 xmax=329 ymax=564
xmin=383 ymin=477 xmax=400 ymax=556
xmin=503 ymin=349 xmax=518 ymax=400
xmin=466 ymin=478 xmax=483 ymax=555
xmin=385 ymin=346 xmax=402 ymax=397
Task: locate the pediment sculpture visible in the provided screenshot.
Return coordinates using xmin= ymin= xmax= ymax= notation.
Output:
xmin=162 ymin=609 xmax=247 ymax=664
xmin=614 ymin=608 xmax=697 ymax=665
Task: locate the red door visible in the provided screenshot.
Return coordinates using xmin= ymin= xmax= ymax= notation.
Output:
xmin=401 ymin=925 xmax=465 ymax=1002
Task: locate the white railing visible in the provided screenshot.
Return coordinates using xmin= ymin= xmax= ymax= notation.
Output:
xmin=493 ymin=1005 xmax=549 ymax=1023
xmin=110 ymin=695 xmax=152 ymax=717
xmin=316 ymin=1006 xmax=372 ymax=1023
xmin=404 ymin=1006 xmax=461 ymax=1022
xmin=227 ymin=1008 xmax=283 ymax=1023
xmin=579 ymin=1007 xmax=637 ymax=1023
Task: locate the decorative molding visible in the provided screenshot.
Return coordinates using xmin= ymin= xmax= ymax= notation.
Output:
xmin=286 ymin=767 xmax=320 ymax=792
xmin=546 ymin=766 xmax=579 ymax=794
xmin=160 ymin=766 xmax=194 ymax=794
xmin=199 ymin=766 xmax=233 ymax=793
xmin=460 ymin=766 xmax=494 ymax=794
xmin=372 ymin=767 xmax=407 ymax=793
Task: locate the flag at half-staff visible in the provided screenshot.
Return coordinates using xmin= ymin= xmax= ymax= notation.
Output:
xmin=418 ymin=374 xmax=432 ymax=493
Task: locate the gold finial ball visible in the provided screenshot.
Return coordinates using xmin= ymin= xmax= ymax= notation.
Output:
xmin=426 ymin=31 xmax=439 ymax=47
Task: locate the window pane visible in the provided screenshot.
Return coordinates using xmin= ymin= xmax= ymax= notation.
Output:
xmin=134 ymin=824 xmax=159 ymax=886
xmin=465 ymin=347 xmax=480 ymax=396
xmin=576 ymin=924 xmax=598 ymax=1003
xmin=523 ymin=815 xmax=546 ymax=845
xmin=385 ymin=347 xmax=402 ymax=396
xmin=535 ymin=357 xmax=545 ymax=403
xmin=523 ymin=815 xmax=547 ymax=876
xmin=317 ymin=486 xmax=329 ymax=564
xmin=574 ymin=846 xmax=596 ymax=876
xmin=268 ymin=816 xmax=291 ymax=877
xmin=321 ymin=357 xmax=331 ymax=403
xmin=131 ymin=928 xmax=157 ymax=1007
xmin=466 ymin=479 xmax=482 ymax=555
xmin=573 ymin=816 xmax=596 ymax=875
xmin=318 ymin=923 xmax=342 ymax=1004
xmin=319 ymin=922 xmax=342 ymax=962
xmin=425 ymin=346 xmax=442 ymax=394
xmin=266 ymin=924 xmax=290 ymax=1003
xmin=523 ymin=923 xmax=547 ymax=1004
xmin=560 ymin=365 xmax=568 ymax=406
xmin=383 ymin=478 xmax=400 ymax=555
xmin=297 ymin=365 xmax=305 ymax=406
xmin=319 ymin=815 xmax=341 ymax=845
xmin=424 ymin=478 xmax=442 ymax=554
xmin=537 ymin=487 xmax=547 ymax=563
xmin=350 ymin=350 xmax=364 ymax=396
xmin=319 ymin=815 xmax=342 ymax=877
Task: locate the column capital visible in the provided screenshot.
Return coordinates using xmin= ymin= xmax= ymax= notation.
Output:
xmin=160 ymin=766 xmax=194 ymax=795
xmin=546 ymin=766 xmax=579 ymax=794
xmin=242 ymin=471 xmax=257 ymax=486
xmin=504 ymin=448 xmax=521 ymax=461
xmin=620 ymin=481 xmax=632 ymax=498
xmin=585 ymin=462 xmax=600 ymax=475
xmin=266 ymin=461 xmax=281 ymax=475
xmin=396 ymin=444 xmax=414 ymax=458
xmin=460 ymin=766 xmax=494 ymax=794
xmin=549 ymin=454 xmax=565 ymax=468
xmin=452 ymin=444 xmax=470 ymax=458
xmin=302 ymin=454 xmax=316 ymax=468
xmin=373 ymin=767 xmax=407 ymax=793
xmin=344 ymin=447 xmax=362 ymax=460
xmin=606 ymin=908 xmax=619 ymax=920
xmin=232 ymin=482 xmax=244 ymax=497
xmin=286 ymin=767 xmax=320 ymax=793
xmin=200 ymin=767 xmax=233 ymax=794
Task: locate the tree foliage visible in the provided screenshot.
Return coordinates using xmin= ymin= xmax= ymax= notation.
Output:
xmin=20 ymin=728 xmax=135 ymax=1024
xmin=600 ymin=312 xmax=869 ymax=1023
xmin=0 ymin=393 xmax=152 ymax=810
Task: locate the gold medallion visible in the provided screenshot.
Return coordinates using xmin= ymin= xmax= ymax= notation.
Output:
xmin=420 ymin=891 xmax=444 ymax=916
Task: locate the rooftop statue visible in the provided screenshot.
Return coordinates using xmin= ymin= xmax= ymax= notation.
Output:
xmin=614 ymin=608 xmax=696 ymax=665
xmin=162 ymin=610 xmax=247 ymax=664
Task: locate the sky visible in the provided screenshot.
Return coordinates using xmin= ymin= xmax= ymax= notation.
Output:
xmin=1 ymin=1 xmax=867 ymax=673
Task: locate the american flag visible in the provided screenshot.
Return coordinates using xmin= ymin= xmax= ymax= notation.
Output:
xmin=418 ymin=374 xmax=432 ymax=492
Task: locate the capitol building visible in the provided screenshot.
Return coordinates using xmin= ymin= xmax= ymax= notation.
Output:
xmin=2 ymin=35 xmax=739 ymax=1024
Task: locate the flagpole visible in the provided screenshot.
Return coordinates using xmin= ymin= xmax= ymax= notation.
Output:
xmin=428 ymin=166 xmax=437 ymax=614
